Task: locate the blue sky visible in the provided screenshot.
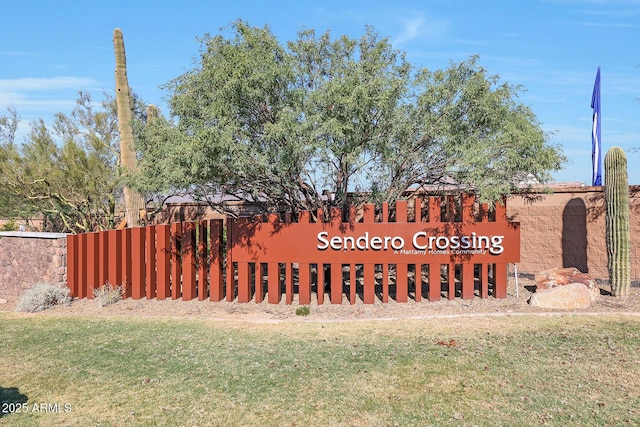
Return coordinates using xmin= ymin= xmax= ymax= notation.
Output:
xmin=1 ymin=0 xmax=639 ymax=184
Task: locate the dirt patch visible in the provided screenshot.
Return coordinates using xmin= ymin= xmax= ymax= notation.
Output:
xmin=2 ymin=276 xmax=640 ymax=322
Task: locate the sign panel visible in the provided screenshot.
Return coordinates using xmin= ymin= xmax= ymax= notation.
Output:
xmin=229 ymin=204 xmax=520 ymax=265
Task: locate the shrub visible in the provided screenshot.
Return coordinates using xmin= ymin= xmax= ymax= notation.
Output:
xmin=16 ymin=283 xmax=71 ymax=313
xmin=93 ymin=282 xmax=125 ymax=307
xmin=296 ymin=306 xmax=311 ymax=316
xmin=1 ymin=220 xmax=18 ymax=231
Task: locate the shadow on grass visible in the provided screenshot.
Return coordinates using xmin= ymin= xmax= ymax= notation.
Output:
xmin=0 ymin=386 xmax=28 ymax=418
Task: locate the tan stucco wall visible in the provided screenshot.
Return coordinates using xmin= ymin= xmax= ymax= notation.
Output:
xmin=508 ymin=185 xmax=640 ymax=280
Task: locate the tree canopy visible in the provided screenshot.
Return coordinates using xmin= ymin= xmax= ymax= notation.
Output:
xmin=0 ymin=92 xmax=147 ymax=233
xmin=137 ymin=21 xmax=565 ymax=218
xmin=2 ymin=22 xmax=567 ymax=231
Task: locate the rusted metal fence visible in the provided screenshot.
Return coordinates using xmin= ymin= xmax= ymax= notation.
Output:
xmin=67 ymin=196 xmax=520 ymax=304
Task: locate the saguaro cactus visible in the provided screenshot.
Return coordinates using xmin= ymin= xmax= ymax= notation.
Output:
xmin=113 ymin=28 xmax=146 ymax=227
xmin=604 ymin=146 xmax=631 ymax=297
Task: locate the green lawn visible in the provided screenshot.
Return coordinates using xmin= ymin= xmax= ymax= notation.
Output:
xmin=1 ymin=313 xmax=640 ymax=426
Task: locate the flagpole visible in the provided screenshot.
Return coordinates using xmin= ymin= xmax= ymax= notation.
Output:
xmin=591 ymin=66 xmax=602 ymax=186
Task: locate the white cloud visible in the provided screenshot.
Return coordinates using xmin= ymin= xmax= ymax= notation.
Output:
xmin=0 ymin=76 xmax=99 ymax=92
xmin=392 ymin=13 xmax=450 ymax=46
xmin=0 ymin=76 xmax=102 ymax=120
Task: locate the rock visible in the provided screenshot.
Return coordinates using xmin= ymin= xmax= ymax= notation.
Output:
xmin=529 ymin=282 xmax=593 ymax=309
xmin=0 ymin=298 xmax=7 ymax=304
xmin=534 ymin=267 xmax=600 ymax=302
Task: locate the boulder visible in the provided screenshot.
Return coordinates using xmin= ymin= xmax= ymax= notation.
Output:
xmin=529 ymin=282 xmax=593 ymax=309
xmin=534 ymin=267 xmax=600 ymax=302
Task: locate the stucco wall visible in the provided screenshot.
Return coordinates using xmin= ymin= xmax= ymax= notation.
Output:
xmin=508 ymin=185 xmax=640 ymax=280
xmin=0 ymin=232 xmax=68 ymax=297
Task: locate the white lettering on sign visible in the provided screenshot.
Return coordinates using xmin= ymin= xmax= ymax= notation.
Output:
xmin=317 ymin=232 xmax=405 ymax=251
xmin=318 ymin=231 xmax=505 ymax=255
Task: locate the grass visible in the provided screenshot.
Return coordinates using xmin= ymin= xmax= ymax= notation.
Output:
xmin=1 ymin=313 xmax=640 ymax=426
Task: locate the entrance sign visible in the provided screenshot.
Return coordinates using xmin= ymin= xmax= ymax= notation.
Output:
xmin=227 ymin=196 xmax=520 ymax=304
xmin=67 ymin=195 xmax=520 ymax=306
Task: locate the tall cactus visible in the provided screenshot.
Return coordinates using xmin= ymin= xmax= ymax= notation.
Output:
xmin=604 ymin=146 xmax=631 ymax=297
xmin=113 ymin=28 xmax=146 ymax=227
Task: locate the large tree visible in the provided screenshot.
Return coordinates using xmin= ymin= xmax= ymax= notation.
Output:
xmin=0 ymin=106 xmax=32 ymax=222
xmin=0 ymin=92 xmax=147 ymax=233
xmin=136 ymin=21 xmax=566 ymax=217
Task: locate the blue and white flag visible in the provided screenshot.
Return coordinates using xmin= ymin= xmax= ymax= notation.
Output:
xmin=591 ymin=66 xmax=602 ymax=186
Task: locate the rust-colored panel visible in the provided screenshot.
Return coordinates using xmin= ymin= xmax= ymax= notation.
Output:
xmin=330 ymin=263 xmax=342 ymax=304
xmin=107 ymin=229 xmax=122 ymax=290
xmin=299 ymin=263 xmax=310 ymax=304
xmin=145 ymin=225 xmax=157 ymax=299
xmin=480 ymin=263 xmax=489 ymax=299
xmin=415 ymin=264 xmax=423 ymax=302
xmin=98 ymin=231 xmax=108 ymax=290
xmin=182 ymin=222 xmax=196 ymax=301
xmin=209 ymin=219 xmax=223 ymax=302
xmin=494 ymin=263 xmax=507 ymax=298
xmin=66 ymin=235 xmax=78 ymax=297
xmin=87 ymin=232 xmax=100 ymax=298
xmin=349 ymin=265 xmax=356 ymax=305
xmin=428 ymin=263 xmax=441 ymax=301
xmin=267 ymin=213 xmax=279 ymax=225
xmin=78 ymin=233 xmax=87 ymax=299
xmin=121 ymin=228 xmax=132 ymax=298
xmin=198 ymin=221 xmax=208 ymax=301
xmin=494 ymin=198 xmax=507 ymax=222
xmin=363 ymin=263 xmax=374 ymax=304
xmin=237 ymin=262 xmax=251 ymax=303
xmin=461 ymin=262 xmax=474 ymax=300
xmin=396 ymin=263 xmax=408 ymax=303
xmin=479 ymin=203 xmax=489 ymax=223
xmin=267 ymin=262 xmax=280 ymax=304
xmin=229 ymin=216 xmax=520 ymax=265
xmin=226 ymin=219 xmax=234 ymax=302
xmin=286 ymin=263 xmax=293 ymax=305
xmin=382 ymin=263 xmax=389 ymax=303
xmin=255 ymin=263 xmax=264 ymax=303
xmin=447 ymin=264 xmax=455 ymax=300
xmin=429 ymin=196 xmax=441 ymax=223
xmin=396 ymin=200 xmax=407 ymax=223
xmin=171 ymin=223 xmax=182 ymax=300
xmin=330 ymin=208 xmax=341 ymax=226
xmin=363 ymin=204 xmax=375 ymax=223
xmin=316 ymin=264 xmax=324 ymax=305
xmin=131 ymin=227 xmax=146 ymax=299
xmin=67 ymin=197 xmax=519 ymax=305
xmin=461 ymin=194 xmax=475 ymax=223
xmin=414 ymin=198 xmax=422 ymax=223
xmin=156 ymin=224 xmax=171 ymax=300
xmin=446 ymin=196 xmax=456 ymax=223
xmin=348 ymin=206 xmax=356 ymax=223
xmin=382 ymin=202 xmax=389 ymax=222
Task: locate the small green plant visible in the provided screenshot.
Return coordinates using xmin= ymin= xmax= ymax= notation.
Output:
xmin=295 ymin=305 xmax=311 ymax=316
xmin=15 ymin=283 xmax=71 ymax=313
xmin=93 ymin=282 xmax=125 ymax=307
xmin=1 ymin=220 xmax=18 ymax=231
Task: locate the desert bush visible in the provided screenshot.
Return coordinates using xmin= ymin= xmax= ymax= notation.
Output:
xmin=93 ymin=282 xmax=125 ymax=307
xmin=296 ymin=306 xmax=311 ymax=316
xmin=15 ymin=283 xmax=71 ymax=313
xmin=1 ymin=220 xmax=18 ymax=231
